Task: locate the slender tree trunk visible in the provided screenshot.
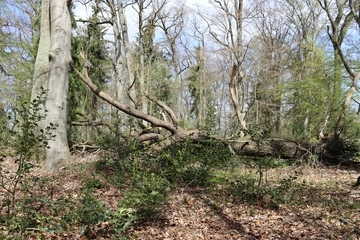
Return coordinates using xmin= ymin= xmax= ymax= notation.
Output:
xmin=117 ymin=0 xmax=136 ymax=106
xmin=230 ymin=64 xmax=247 ymax=130
xmin=235 ymin=0 xmax=246 ymax=130
xmin=43 ymin=0 xmax=71 ymax=170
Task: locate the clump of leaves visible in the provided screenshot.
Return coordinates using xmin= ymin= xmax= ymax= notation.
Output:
xmin=228 ymin=171 xmax=301 ymax=208
xmin=96 ymin=133 xmax=235 ymax=235
xmin=111 ymin=207 xmax=138 ymax=235
xmin=325 ymin=137 xmax=360 ymax=160
xmin=76 ymin=190 xmax=111 ymax=237
xmin=120 ymin=171 xmax=169 ymax=219
xmin=96 ymin=136 xmax=169 ymax=232
xmin=158 ymin=137 xmax=234 ymax=187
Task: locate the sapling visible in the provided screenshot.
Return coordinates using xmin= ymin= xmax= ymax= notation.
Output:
xmin=0 ymin=90 xmax=56 ymax=220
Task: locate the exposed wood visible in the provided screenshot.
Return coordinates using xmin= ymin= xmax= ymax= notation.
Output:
xmin=144 ymin=91 xmax=180 ymax=127
xmin=229 ymin=64 xmax=247 ymax=130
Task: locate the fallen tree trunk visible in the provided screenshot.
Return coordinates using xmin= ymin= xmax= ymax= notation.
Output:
xmin=227 ymin=138 xmax=314 ymax=160
xmin=76 ymin=55 xmax=358 ymax=165
xmin=76 ymin=64 xmax=205 ymax=144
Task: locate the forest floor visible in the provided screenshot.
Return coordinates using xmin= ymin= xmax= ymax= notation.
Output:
xmin=1 ymin=151 xmax=360 ymax=239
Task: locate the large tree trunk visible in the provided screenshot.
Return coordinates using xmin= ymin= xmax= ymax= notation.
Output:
xmin=43 ymin=0 xmax=71 ymax=170
xmin=31 ymin=0 xmax=50 ymax=130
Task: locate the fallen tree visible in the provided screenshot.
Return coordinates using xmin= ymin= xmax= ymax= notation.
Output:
xmin=76 ymin=68 xmax=205 ymax=146
xmin=76 ymin=54 xmax=360 ymax=166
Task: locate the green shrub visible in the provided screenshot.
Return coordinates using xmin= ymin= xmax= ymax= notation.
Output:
xmin=269 ymin=174 xmax=298 ymax=204
xmin=229 ymin=175 xmax=265 ymax=203
xmin=96 ymin=134 xmax=235 ymax=235
xmin=111 ymin=207 xmax=138 ymax=235
xmin=158 ymin=138 xmax=234 ymax=187
xmin=120 ymin=171 xmax=170 ymax=219
xmin=0 ymin=90 xmax=57 ymax=234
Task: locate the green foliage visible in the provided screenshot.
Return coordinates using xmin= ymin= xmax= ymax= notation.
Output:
xmin=77 ymin=190 xmax=110 ymax=235
xmin=278 ymin=46 xmax=341 ymax=139
xmin=0 ymin=1 xmax=39 ymax=110
xmin=68 ymin=2 xmax=109 ymax=144
xmin=269 ymin=174 xmax=299 ymax=204
xmin=0 ymin=91 xmax=58 ymax=234
xmin=0 ymin=91 xmax=56 ymax=214
xmin=146 ymin=61 xmax=173 ymax=104
xmin=96 ymin=133 xmax=235 ymax=230
xmin=158 ymin=138 xmax=234 ymax=187
xmin=111 ymin=207 xmax=138 ymax=235
xmin=247 ymin=124 xmax=272 ymax=149
xmin=0 ymin=103 xmax=10 ymax=146
xmin=72 ymin=171 xmax=139 ymax=237
xmin=229 ymin=172 xmax=300 ymax=207
xmin=203 ymin=100 xmax=217 ymax=135
xmin=97 ymin=134 xmax=170 ymax=222
xmin=246 ymin=124 xmax=272 ymax=185
xmin=120 ymin=171 xmax=169 ymax=218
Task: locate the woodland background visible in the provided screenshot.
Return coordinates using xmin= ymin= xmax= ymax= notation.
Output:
xmin=1 ymin=0 xmax=360 ymax=239
xmin=1 ymin=0 xmax=360 ymax=146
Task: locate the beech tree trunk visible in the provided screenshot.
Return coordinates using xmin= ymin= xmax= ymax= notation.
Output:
xmin=31 ymin=0 xmax=50 ymax=130
xmin=43 ymin=0 xmax=71 ymax=170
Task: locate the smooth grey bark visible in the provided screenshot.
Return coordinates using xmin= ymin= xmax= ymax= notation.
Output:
xmin=43 ymin=0 xmax=71 ymax=170
xmin=31 ymin=0 xmax=50 ymax=130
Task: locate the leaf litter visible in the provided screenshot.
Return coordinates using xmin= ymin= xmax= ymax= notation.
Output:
xmin=0 ymin=152 xmax=360 ymax=239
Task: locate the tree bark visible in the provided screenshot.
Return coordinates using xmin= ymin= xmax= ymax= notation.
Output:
xmin=77 ymin=69 xmax=181 ymax=135
xmin=230 ymin=64 xmax=247 ymax=130
xmin=117 ymin=0 xmax=136 ymax=106
xmin=43 ymin=0 xmax=71 ymax=170
xmin=31 ymin=0 xmax=50 ymax=130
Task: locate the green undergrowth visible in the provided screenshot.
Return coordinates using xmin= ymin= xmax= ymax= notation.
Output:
xmin=1 ymin=124 xmax=359 ymax=238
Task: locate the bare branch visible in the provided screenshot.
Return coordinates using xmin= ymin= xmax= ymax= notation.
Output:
xmin=143 ymin=91 xmax=180 ymax=127
xmin=326 ymin=26 xmax=356 ymax=78
xmin=135 ymin=133 xmax=165 ymax=142
xmin=76 ymin=68 xmax=182 ymax=135
xmin=76 ymin=18 xmax=113 ymax=25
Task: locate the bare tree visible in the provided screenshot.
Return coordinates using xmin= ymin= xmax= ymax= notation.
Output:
xmin=318 ymin=0 xmax=360 ymax=138
xmin=157 ymin=1 xmax=187 ymax=117
xmin=198 ymin=0 xmax=265 ymax=132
